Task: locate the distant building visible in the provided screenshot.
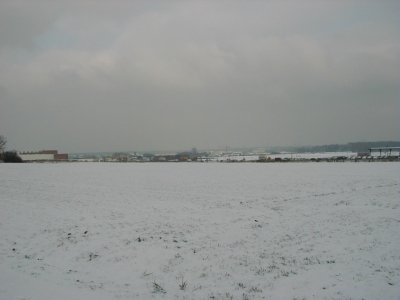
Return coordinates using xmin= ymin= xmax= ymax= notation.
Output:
xmin=19 ymin=150 xmax=68 ymax=162
xmin=54 ymin=153 xmax=69 ymax=161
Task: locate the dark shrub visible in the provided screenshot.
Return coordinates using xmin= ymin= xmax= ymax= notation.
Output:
xmin=2 ymin=151 xmax=23 ymax=163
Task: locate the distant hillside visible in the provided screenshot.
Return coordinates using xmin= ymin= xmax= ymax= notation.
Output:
xmin=270 ymin=141 xmax=400 ymax=153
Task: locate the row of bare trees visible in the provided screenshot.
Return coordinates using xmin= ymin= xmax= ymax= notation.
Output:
xmin=0 ymin=135 xmax=6 ymax=153
xmin=0 ymin=135 xmax=22 ymax=162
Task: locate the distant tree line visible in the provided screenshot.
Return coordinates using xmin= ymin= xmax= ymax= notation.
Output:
xmin=0 ymin=135 xmax=22 ymax=163
xmin=269 ymin=141 xmax=400 ymax=154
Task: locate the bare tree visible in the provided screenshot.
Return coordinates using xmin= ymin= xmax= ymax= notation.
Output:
xmin=0 ymin=135 xmax=6 ymax=153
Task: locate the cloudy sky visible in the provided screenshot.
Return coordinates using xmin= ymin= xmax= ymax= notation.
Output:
xmin=0 ymin=1 xmax=399 ymax=152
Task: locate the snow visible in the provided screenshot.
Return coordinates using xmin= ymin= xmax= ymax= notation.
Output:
xmin=0 ymin=162 xmax=399 ymax=300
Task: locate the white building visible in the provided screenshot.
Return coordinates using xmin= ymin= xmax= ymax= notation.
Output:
xmin=18 ymin=150 xmax=68 ymax=162
xmin=18 ymin=153 xmax=55 ymax=161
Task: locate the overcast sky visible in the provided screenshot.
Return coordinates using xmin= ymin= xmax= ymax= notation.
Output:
xmin=0 ymin=0 xmax=399 ymax=152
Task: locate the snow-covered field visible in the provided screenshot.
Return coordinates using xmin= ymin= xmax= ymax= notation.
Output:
xmin=0 ymin=162 xmax=399 ymax=300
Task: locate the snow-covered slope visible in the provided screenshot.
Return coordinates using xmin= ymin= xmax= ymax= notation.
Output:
xmin=0 ymin=163 xmax=399 ymax=299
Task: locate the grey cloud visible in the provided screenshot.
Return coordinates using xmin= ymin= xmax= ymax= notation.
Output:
xmin=0 ymin=1 xmax=399 ymax=152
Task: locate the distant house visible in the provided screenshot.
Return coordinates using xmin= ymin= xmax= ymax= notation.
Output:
xmin=54 ymin=153 xmax=69 ymax=161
